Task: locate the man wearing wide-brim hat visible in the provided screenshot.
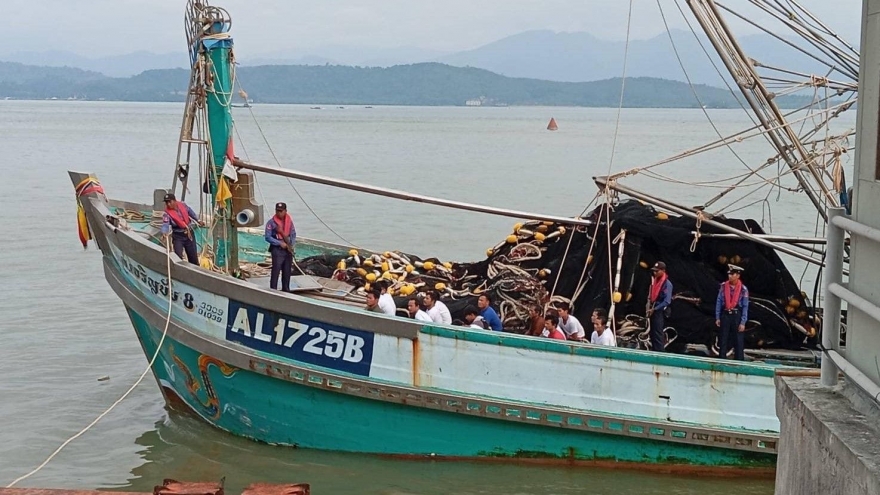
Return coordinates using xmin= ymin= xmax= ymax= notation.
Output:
xmin=715 ymin=264 xmax=750 ymax=360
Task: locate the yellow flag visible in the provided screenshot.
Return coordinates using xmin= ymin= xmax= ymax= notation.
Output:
xmin=216 ymin=177 xmax=232 ymax=204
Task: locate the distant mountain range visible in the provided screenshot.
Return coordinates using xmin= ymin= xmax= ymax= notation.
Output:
xmin=0 ymin=60 xmax=814 ymax=109
xmin=0 ymin=29 xmax=848 ymax=85
xmin=435 ymin=29 xmax=838 ymax=86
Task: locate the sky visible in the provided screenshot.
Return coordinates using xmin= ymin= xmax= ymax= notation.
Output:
xmin=0 ymin=0 xmax=865 ymax=58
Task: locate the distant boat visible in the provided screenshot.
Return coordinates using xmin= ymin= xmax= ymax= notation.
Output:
xmin=234 ymin=89 xmax=252 ymax=108
xmin=364 ymin=106 xmax=373 ymax=109
xmin=310 ymin=106 xmax=322 ymax=110
xmin=547 ymin=117 xmax=558 ymax=131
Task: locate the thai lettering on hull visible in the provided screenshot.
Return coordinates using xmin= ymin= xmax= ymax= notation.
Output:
xmin=226 ymin=300 xmax=374 ymax=376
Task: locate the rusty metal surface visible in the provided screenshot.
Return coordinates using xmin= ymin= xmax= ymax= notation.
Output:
xmin=241 ymin=483 xmax=309 ymax=495
xmin=0 ymin=490 xmax=147 ymax=495
xmin=0 ymin=484 xmax=309 ymax=495
xmin=153 ymin=479 xmax=222 ymax=495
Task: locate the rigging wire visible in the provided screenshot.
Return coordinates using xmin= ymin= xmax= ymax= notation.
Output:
xmin=672 ymin=0 xmax=760 ymax=129
xmin=234 ymin=75 xmax=361 ymax=249
xmin=656 ymin=0 xmax=783 ymax=207
xmin=596 ymin=0 xmax=635 ymax=315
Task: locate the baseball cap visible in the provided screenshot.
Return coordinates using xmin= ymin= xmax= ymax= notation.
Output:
xmin=651 ymin=261 xmax=667 ymax=271
xmin=275 ymin=202 xmax=287 ymax=210
xmin=728 ymin=264 xmax=744 ymax=274
xmin=163 ymin=193 xmax=176 ymax=202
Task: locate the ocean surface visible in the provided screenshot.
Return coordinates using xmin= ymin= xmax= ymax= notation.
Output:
xmin=0 ymin=100 xmax=853 ymax=494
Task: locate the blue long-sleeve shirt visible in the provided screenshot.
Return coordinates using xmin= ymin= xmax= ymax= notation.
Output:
xmin=265 ymin=217 xmax=296 ymax=247
xmin=715 ymin=282 xmax=749 ymax=325
xmin=480 ymin=306 xmax=503 ymax=331
xmin=160 ymin=204 xmax=199 ymax=235
xmin=650 ymin=279 xmax=673 ymax=311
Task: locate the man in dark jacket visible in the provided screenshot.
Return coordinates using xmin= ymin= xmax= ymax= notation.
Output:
xmin=264 ymin=202 xmax=296 ymax=292
xmin=647 ymin=261 xmax=673 ymax=352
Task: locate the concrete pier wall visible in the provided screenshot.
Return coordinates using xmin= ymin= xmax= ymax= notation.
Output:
xmin=775 ymin=376 xmax=880 ymax=495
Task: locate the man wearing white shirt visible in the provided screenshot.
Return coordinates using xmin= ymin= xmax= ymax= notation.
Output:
xmin=423 ymin=290 xmax=452 ymax=325
xmin=407 ymin=297 xmax=432 ymax=322
xmin=557 ymin=302 xmax=586 ymax=341
xmin=376 ymin=281 xmax=397 ymax=316
xmin=590 ymin=311 xmax=616 ymax=347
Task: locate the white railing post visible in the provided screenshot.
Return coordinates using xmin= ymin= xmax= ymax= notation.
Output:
xmin=821 ymin=207 xmax=846 ymax=386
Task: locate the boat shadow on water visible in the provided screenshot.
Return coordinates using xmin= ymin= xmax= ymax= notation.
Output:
xmin=120 ymin=413 xmax=775 ymax=494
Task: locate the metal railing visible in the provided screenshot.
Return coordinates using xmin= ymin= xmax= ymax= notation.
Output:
xmin=820 ymin=207 xmax=880 ymax=402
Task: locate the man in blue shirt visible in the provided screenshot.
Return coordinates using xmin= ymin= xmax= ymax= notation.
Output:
xmin=647 ymin=261 xmax=673 ymax=352
xmin=715 ymin=264 xmax=750 ymax=361
xmin=265 ymin=202 xmax=296 ymax=292
xmin=160 ymin=193 xmax=203 ymax=265
xmin=477 ymin=294 xmax=503 ymax=331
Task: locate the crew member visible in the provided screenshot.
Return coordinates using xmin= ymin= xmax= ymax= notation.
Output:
xmin=376 ymin=280 xmax=397 ymax=316
xmin=423 ymin=290 xmax=452 ymax=324
xmin=590 ymin=312 xmax=616 ymax=347
xmin=477 ymin=294 xmax=503 ymax=331
xmin=463 ymin=305 xmax=489 ymax=329
xmin=407 ymin=297 xmax=432 ymax=322
xmin=557 ymin=302 xmax=586 ymax=341
xmin=527 ymin=305 xmax=545 ymax=336
xmin=365 ymin=289 xmax=382 ymax=313
xmin=647 ymin=261 xmax=673 ymax=352
xmin=160 ymin=192 xmax=203 ymax=265
xmin=265 ymin=202 xmax=296 ymax=292
xmin=542 ymin=313 xmax=566 ymax=340
xmin=715 ymin=264 xmax=750 ymax=361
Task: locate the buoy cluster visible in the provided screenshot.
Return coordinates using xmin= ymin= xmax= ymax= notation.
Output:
xmin=327 ymin=219 xmax=573 ymax=320
xmin=487 ymin=220 xmax=566 ymax=258
xmin=333 ymin=249 xmax=457 ymax=298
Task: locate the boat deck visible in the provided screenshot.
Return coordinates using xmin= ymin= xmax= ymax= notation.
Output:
xmin=113 ymin=205 xmax=819 ymax=366
xmin=116 ymin=208 xmax=369 ymax=309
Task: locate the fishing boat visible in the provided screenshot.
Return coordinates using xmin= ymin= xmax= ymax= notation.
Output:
xmin=69 ymin=0 xmax=857 ymax=473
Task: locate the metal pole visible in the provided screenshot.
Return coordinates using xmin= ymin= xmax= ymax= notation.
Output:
xmin=686 ymin=0 xmax=834 ymax=221
xmin=821 ymin=207 xmax=845 ymax=386
xmin=691 ymin=232 xmax=828 ymax=244
xmin=233 ymin=159 xmax=596 ymax=227
xmin=596 ymin=176 xmax=828 ymax=267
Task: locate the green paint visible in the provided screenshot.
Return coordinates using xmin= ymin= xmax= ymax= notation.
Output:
xmin=123 ymin=306 xmax=776 ymax=469
xmin=421 ymin=325 xmax=778 ymax=377
xmin=206 ymin=47 xmax=233 ymax=199
xmin=204 ymin=30 xmax=236 ymax=269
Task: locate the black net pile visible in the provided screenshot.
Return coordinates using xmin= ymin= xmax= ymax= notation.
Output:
xmin=296 ymin=199 xmax=818 ymax=352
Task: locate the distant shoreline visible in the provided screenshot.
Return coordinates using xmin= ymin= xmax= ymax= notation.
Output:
xmin=0 ymin=98 xmax=747 ymax=109
xmin=0 ymin=62 xmax=817 ymax=110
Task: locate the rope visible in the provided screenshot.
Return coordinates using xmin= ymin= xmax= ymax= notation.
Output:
xmin=595 ymin=0 xmax=634 ymax=311
xmin=5 ymin=237 xmax=176 ymax=488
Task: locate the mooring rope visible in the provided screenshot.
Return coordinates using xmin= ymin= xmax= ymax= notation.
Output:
xmin=5 ymin=236 xmax=176 ymax=488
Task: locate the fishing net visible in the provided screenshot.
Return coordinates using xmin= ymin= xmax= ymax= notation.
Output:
xmin=296 ymin=199 xmax=818 ymax=353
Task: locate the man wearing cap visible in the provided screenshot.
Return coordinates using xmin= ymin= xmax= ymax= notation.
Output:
xmin=715 ymin=264 xmax=749 ymax=361
xmin=265 ymin=202 xmax=296 ymax=292
xmin=160 ymin=193 xmax=203 ymax=265
xmin=647 ymin=261 xmax=673 ymax=352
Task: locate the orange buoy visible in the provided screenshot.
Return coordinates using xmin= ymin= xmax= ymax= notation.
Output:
xmin=547 ymin=117 xmax=558 ymax=131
